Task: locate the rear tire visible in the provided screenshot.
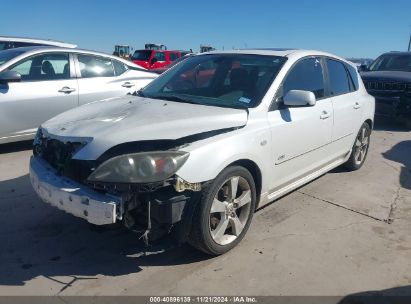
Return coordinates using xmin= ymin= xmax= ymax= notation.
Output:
xmin=188 ymin=166 xmax=256 ymax=255
xmin=344 ymin=122 xmax=371 ymax=171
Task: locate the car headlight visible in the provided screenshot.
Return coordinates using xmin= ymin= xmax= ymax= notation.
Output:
xmin=87 ymin=151 xmax=189 ymax=183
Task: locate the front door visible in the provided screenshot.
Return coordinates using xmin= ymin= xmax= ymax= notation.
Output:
xmin=0 ymin=52 xmax=78 ymax=141
xmin=267 ymin=57 xmax=333 ymax=192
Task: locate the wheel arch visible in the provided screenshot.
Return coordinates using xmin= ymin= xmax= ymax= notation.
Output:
xmin=365 ymin=118 xmax=373 ymax=130
xmin=226 ymin=159 xmax=262 ymax=208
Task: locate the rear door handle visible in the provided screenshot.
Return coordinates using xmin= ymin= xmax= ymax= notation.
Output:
xmin=58 ymin=86 xmax=76 ymax=94
xmin=353 ymin=102 xmax=361 ymax=109
xmin=320 ymin=111 xmax=331 ymax=120
xmin=122 ymin=82 xmax=135 ymax=88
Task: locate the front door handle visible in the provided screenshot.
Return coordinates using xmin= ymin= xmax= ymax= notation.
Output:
xmin=320 ymin=111 xmax=331 ymax=120
xmin=353 ymin=102 xmax=361 ymax=109
xmin=122 ymin=82 xmax=135 ymax=88
xmin=58 ymin=86 xmax=76 ymax=94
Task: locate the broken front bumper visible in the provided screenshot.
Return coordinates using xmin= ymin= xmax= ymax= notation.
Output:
xmin=29 ymin=156 xmax=121 ymax=225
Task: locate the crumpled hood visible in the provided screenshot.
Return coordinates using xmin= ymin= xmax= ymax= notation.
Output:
xmin=361 ymin=71 xmax=411 ymax=83
xmin=42 ymin=96 xmax=248 ymax=160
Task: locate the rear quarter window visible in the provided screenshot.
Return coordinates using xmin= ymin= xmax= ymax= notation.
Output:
xmin=77 ymin=54 xmax=115 ymax=78
xmin=113 ymin=60 xmax=128 ymax=76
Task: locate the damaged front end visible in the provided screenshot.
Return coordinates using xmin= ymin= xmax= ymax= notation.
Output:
xmin=30 ymin=128 xmax=224 ymax=244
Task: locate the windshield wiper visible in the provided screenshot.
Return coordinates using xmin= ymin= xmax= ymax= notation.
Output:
xmin=148 ymin=94 xmax=197 ymax=105
xmin=133 ymin=89 xmax=145 ymax=97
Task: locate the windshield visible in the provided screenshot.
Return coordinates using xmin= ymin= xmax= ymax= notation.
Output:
xmin=0 ymin=48 xmax=26 ymax=66
xmin=369 ymin=54 xmax=411 ymax=72
xmin=131 ymin=50 xmax=152 ymax=61
xmin=141 ymin=54 xmax=287 ymax=109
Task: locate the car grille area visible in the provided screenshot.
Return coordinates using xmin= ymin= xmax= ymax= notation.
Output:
xmin=364 ymin=80 xmax=411 ymax=93
xmin=34 ymin=138 xmax=96 ymax=184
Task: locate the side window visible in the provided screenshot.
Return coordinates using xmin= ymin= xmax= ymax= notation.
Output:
xmin=112 ymin=60 xmax=128 ymax=76
xmin=169 ymin=53 xmax=179 ymax=62
xmin=153 ymin=52 xmax=165 ymax=61
xmin=281 ymin=57 xmax=325 ymax=99
xmin=9 ymin=53 xmax=70 ymax=81
xmin=345 ymin=63 xmax=359 ymax=91
xmin=77 ymin=54 xmax=115 ymax=78
xmin=326 ymin=59 xmax=351 ymax=96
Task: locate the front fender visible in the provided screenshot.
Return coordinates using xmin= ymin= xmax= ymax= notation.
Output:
xmin=176 ymin=127 xmax=270 ymax=187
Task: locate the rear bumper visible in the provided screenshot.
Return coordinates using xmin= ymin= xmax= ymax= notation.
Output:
xmin=30 ymin=156 xmax=120 ymax=225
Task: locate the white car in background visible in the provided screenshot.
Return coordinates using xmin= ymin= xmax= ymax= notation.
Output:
xmin=0 ymin=47 xmax=158 ymax=143
xmin=30 ymin=49 xmax=374 ymax=255
xmin=0 ymin=36 xmax=77 ymax=51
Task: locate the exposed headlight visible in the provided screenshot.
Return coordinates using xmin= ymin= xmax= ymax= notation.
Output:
xmin=87 ymin=151 xmax=189 ymax=183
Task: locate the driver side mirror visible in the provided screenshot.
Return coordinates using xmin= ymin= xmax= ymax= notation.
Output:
xmin=0 ymin=70 xmax=22 ymax=83
xmin=283 ymin=90 xmax=316 ymax=107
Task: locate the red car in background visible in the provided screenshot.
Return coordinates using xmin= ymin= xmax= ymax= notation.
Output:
xmin=131 ymin=49 xmax=190 ymax=70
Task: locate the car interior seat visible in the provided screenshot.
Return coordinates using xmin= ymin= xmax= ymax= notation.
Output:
xmin=41 ymin=61 xmax=56 ymax=78
xmin=230 ymin=68 xmax=250 ymax=91
xmin=229 ymin=67 xmax=258 ymax=99
xmin=63 ymin=63 xmax=69 ymax=78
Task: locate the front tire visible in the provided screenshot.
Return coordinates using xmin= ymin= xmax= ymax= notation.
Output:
xmin=189 ymin=166 xmax=257 ymax=255
xmin=344 ymin=122 xmax=371 ymax=171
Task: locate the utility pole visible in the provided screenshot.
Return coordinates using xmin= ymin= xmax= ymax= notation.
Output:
xmin=408 ymin=34 xmax=411 ymax=51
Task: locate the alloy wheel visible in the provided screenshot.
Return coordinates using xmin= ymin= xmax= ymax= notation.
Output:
xmin=208 ymin=176 xmax=252 ymax=245
xmin=354 ymin=125 xmax=370 ymax=165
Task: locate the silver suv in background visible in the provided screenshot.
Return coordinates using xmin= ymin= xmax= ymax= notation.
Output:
xmin=0 ymin=47 xmax=158 ymax=144
xmin=0 ymin=36 xmax=77 ymax=51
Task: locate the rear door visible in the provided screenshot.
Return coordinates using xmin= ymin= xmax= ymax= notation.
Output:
xmin=325 ymin=58 xmax=363 ymax=152
xmin=0 ymin=52 xmax=78 ymax=141
xmin=75 ymin=54 xmax=144 ymax=106
xmin=267 ymin=57 xmax=334 ymax=192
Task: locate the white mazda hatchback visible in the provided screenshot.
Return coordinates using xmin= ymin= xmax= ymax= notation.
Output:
xmin=30 ymin=49 xmax=375 ymax=255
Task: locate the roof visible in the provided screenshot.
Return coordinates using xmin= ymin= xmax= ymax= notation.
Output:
xmin=0 ymin=36 xmax=77 ymax=48
xmin=197 ymin=48 xmax=353 ymax=65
